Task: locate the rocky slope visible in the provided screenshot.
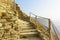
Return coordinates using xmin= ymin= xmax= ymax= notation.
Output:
xmin=0 ymin=0 xmax=50 ymax=40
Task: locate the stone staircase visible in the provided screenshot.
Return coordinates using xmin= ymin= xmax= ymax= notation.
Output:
xmin=18 ymin=19 xmax=40 ymax=40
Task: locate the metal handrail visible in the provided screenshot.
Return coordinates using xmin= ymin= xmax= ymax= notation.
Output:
xmin=30 ymin=13 xmax=50 ymax=28
xmin=30 ymin=13 xmax=50 ymax=40
xmin=51 ymin=21 xmax=59 ymax=40
xmin=29 ymin=13 xmax=59 ymax=40
xmin=30 ymin=13 xmax=49 ymax=20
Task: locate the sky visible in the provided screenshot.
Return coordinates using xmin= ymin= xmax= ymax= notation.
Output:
xmin=15 ymin=0 xmax=60 ymax=33
xmin=15 ymin=0 xmax=60 ymax=20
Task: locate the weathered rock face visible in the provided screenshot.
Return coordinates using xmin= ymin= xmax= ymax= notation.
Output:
xmin=0 ymin=0 xmax=20 ymax=40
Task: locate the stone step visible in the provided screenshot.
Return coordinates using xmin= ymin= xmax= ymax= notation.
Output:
xmin=20 ymin=29 xmax=37 ymax=33
xmin=21 ymin=27 xmax=35 ymax=30
xmin=20 ymin=32 xmax=39 ymax=39
xmin=16 ymin=19 xmax=29 ymax=24
xmin=19 ymin=24 xmax=30 ymax=27
xmin=20 ymin=26 xmax=34 ymax=29
xmin=20 ymin=26 xmax=33 ymax=27
xmin=20 ymin=37 xmax=40 ymax=40
xmin=20 ymin=32 xmax=38 ymax=35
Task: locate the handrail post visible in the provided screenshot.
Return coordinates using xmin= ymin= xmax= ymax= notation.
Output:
xmin=48 ymin=19 xmax=51 ymax=40
xmin=29 ymin=12 xmax=31 ymax=22
xmin=35 ymin=15 xmax=37 ymax=21
xmin=35 ymin=15 xmax=37 ymax=28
